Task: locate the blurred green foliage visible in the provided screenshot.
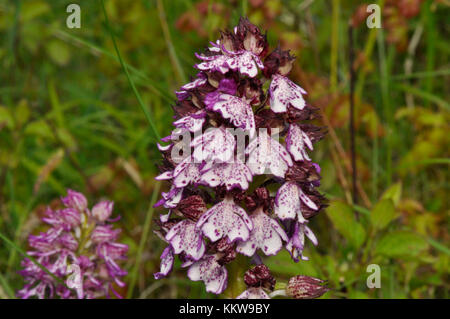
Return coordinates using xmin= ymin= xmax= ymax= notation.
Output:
xmin=0 ymin=0 xmax=448 ymax=299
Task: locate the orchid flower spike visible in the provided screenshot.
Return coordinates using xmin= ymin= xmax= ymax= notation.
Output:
xmin=17 ymin=190 xmax=128 ymax=299
xmin=153 ymin=17 xmax=327 ymax=298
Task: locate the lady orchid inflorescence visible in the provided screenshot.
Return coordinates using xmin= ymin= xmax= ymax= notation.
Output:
xmin=17 ymin=190 xmax=128 ymax=299
xmin=153 ymin=18 xmax=327 ymax=298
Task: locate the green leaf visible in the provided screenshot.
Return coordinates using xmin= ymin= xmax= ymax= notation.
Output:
xmin=375 ymin=231 xmax=429 ymax=258
xmin=21 ymin=1 xmax=50 ymax=22
xmin=347 ymin=291 xmax=371 ymax=299
xmin=265 ymin=250 xmax=320 ymax=277
xmin=15 ymin=100 xmax=30 ymax=128
xmin=48 ymin=80 xmax=64 ymax=127
xmin=0 ymin=106 xmax=14 ymax=129
xmin=381 ymin=182 xmax=402 ymax=206
xmin=326 ymin=200 xmax=366 ymax=249
xmin=46 ymin=40 xmax=71 ymax=66
xmin=370 ymin=199 xmax=397 ymax=231
xmin=24 ymin=120 xmax=53 ymax=138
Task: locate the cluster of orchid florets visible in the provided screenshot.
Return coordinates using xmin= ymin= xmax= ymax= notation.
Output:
xmin=17 ymin=190 xmax=128 ymax=299
xmin=153 ymin=18 xmax=328 ymax=298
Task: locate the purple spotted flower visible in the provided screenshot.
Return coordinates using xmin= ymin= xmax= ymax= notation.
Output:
xmin=269 ymin=74 xmax=307 ymax=113
xmin=187 ymin=254 xmax=228 ymax=294
xmin=197 ymin=197 xmax=253 ymax=243
xmin=17 ymin=190 xmax=128 ymax=299
xmin=200 ymin=159 xmax=252 ymax=190
xmin=165 ymin=219 xmax=205 ymax=260
xmin=286 ymin=123 xmax=313 ymax=162
xmin=236 ymin=207 xmax=288 ymax=256
xmin=191 ymin=126 xmax=236 ymax=163
xmin=246 ymin=130 xmax=293 ymax=177
xmin=285 ymin=221 xmax=318 ymax=261
xmin=153 ymin=18 xmax=327 ymax=298
xmin=206 ymin=93 xmax=256 ymax=137
xmin=173 ymin=110 xmax=206 ymax=133
xmin=274 ymin=181 xmax=318 ymax=223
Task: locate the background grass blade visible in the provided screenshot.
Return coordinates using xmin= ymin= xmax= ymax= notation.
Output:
xmin=127 ymin=181 xmax=161 ymax=298
xmin=100 ymin=0 xmax=161 ymax=141
xmin=0 ymin=231 xmax=68 ymax=287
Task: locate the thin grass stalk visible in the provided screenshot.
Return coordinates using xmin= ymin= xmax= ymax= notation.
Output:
xmin=424 ymin=0 xmax=436 ymax=108
xmin=348 ymin=24 xmax=358 ymax=209
xmin=0 ymin=272 xmax=14 ymax=298
xmin=100 ymin=0 xmax=161 ymax=141
xmin=0 ymin=231 xmax=69 ymax=288
xmin=330 ymin=0 xmax=340 ymax=94
xmin=127 ymin=181 xmax=162 ymax=298
xmin=355 ymin=0 xmax=385 ymax=100
xmin=377 ymin=28 xmax=392 ymax=186
xmin=156 ymin=0 xmax=187 ymax=85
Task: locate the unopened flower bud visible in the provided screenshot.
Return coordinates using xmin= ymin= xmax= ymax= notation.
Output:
xmin=286 ymin=275 xmax=329 ymax=299
xmin=263 ymin=47 xmax=295 ymax=77
xmin=244 ymin=265 xmax=276 ymax=291
xmin=62 ymin=189 xmax=87 ymax=212
xmin=177 ymin=195 xmax=207 ymax=221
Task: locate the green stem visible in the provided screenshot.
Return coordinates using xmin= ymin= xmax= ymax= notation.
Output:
xmin=0 ymin=231 xmax=68 ymax=287
xmin=0 ymin=272 xmax=14 ymax=298
xmin=127 ymin=181 xmax=162 ymax=298
xmin=224 ymin=255 xmax=248 ymax=298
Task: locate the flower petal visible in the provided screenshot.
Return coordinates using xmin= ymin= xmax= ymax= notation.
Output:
xmin=246 ymin=132 xmax=293 ymax=178
xmin=165 ymin=220 xmax=205 ymax=261
xmin=286 ymin=123 xmax=312 ymax=162
xmin=173 ymin=111 xmax=206 ymax=133
xmin=157 ymin=143 xmax=172 ymax=152
xmin=154 ymin=187 xmax=183 ymax=209
xmin=226 ymin=51 xmax=263 ymax=78
xmin=155 ymin=171 xmax=173 ymax=180
xmin=274 ymin=182 xmax=304 ymax=222
xmin=172 ymin=156 xmax=202 ymax=188
xmin=304 ymin=225 xmax=318 ymax=246
xmin=299 ymin=189 xmax=319 ymax=211
xmin=236 ymin=209 xmax=287 ymax=256
xmin=269 ymin=74 xmax=307 ymax=113
xmin=154 ymin=246 xmax=174 ymax=279
xmin=181 ymin=73 xmax=207 ymax=90
xmin=237 ymin=287 xmax=270 ymax=299
xmin=200 ymin=159 xmax=253 ymax=190
xmin=195 ymin=54 xmax=230 ymax=74
xmin=286 ymin=222 xmax=317 ymax=262
xmin=207 ymin=94 xmax=256 ymax=138
xmin=191 ymin=127 xmax=236 ymax=163
xmin=197 ymin=197 xmax=253 ymax=243
xmin=187 ymin=255 xmax=228 ymax=294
